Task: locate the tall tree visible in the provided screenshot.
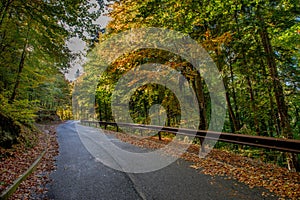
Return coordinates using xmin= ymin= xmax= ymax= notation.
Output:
xmin=88 ymin=0 xmax=299 ymax=171
xmin=0 ymin=0 xmax=104 ymax=123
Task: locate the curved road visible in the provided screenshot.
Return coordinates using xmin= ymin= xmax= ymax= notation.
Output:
xmin=47 ymin=121 xmax=277 ymax=200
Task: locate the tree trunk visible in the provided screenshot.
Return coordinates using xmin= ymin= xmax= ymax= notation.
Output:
xmin=10 ymin=40 xmax=27 ymax=102
xmin=98 ymin=100 xmax=102 ymax=121
xmin=259 ymin=27 xmax=291 ymax=137
xmin=229 ymin=62 xmax=241 ymax=131
xmin=190 ymin=73 xmax=207 ymax=152
xmin=215 ymin=48 xmax=240 ymax=133
xmin=0 ymin=0 xmax=14 ymax=28
xmin=10 ymin=20 xmax=31 ymax=102
xmin=257 ymin=10 xmax=299 ymax=172
xmin=225 ymin=89 xmax=240 ymax=132
xmin=246 ymin=76 xmax=260 ymax=135
xmin=262 ymin=62 xmax=281 ymax=137
xmin=234 ymin=5 xmax=259 ymax=135
xmin=220 ymin=58 xmax=239 ymax=132
xmin=193 ymin=73 xmax=207 ymax=130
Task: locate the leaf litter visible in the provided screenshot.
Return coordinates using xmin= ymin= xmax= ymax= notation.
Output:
xmin=0 ymin=123 xmax=60 ymax=200
xmin=2 ymin=124 xmax=299 ymax=199
xmin=103 ymin=129 xmax=300 ymax=200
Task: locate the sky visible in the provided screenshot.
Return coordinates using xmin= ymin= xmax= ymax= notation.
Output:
xmin=65 ymin=0 xmax=110 ymax=81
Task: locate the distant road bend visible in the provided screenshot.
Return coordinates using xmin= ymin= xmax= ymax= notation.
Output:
xmin=47 ymin=121 xmax=277 ymax=200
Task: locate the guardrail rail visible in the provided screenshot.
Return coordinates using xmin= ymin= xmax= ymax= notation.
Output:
xmin=80 ymin=120 xmax=300 ymax=154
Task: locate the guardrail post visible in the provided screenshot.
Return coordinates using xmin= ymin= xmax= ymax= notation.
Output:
xmin=200 ymin=138 xmax=205 ymax=153
xmin=158 ymin=131 xmax=162 ymax=141
xmin=81 ymin=120 xmax=300 ymax=154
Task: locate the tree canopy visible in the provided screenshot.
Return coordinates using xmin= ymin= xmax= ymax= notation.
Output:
xmin=80 ymin=0 xmax=299 ymax=171
xmin=0 ymin=0 xmax=104 ymax=146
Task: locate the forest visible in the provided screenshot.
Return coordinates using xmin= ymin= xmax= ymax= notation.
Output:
xmin=76 ymin=0 xmax=300 ymax=171
xmin=0 ymin=0 xmax=103 ymax=147
xmin=0 ymin=0 xmax=299 ymax=172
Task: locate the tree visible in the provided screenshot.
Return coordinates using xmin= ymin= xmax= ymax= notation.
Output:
xmin=0 ymin=0 xmax=104 ymax=146
xmin=87 ymin=0 xmax=299 ymax=171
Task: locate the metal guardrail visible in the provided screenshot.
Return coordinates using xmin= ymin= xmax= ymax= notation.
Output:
xmin=81 ymin=120 xmax=300 ymax=154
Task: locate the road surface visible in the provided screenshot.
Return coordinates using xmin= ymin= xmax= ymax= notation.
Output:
xmin=47 ymin=121 xmax=277 ymax=200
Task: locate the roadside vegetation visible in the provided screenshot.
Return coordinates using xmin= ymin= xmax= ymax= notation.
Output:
xmin=0 ymin=0 xmax=103 ymax=148
xmin=0 ymin=0 xmax=299 ymax=198
xmin=0 ymin=1 xmax=102 ymax=197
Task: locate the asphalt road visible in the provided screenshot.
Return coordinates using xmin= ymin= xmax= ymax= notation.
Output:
xmin=47 ymin=121 xmax=277 ymax=200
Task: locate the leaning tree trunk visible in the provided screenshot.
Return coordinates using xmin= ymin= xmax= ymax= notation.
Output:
xmin=257 ymin=11 xmax=299 ymax=172
xmin=10 ymin=20 xmax=31 ymax=102
xmin=10 ymin=38 xmax=28 ymax=102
